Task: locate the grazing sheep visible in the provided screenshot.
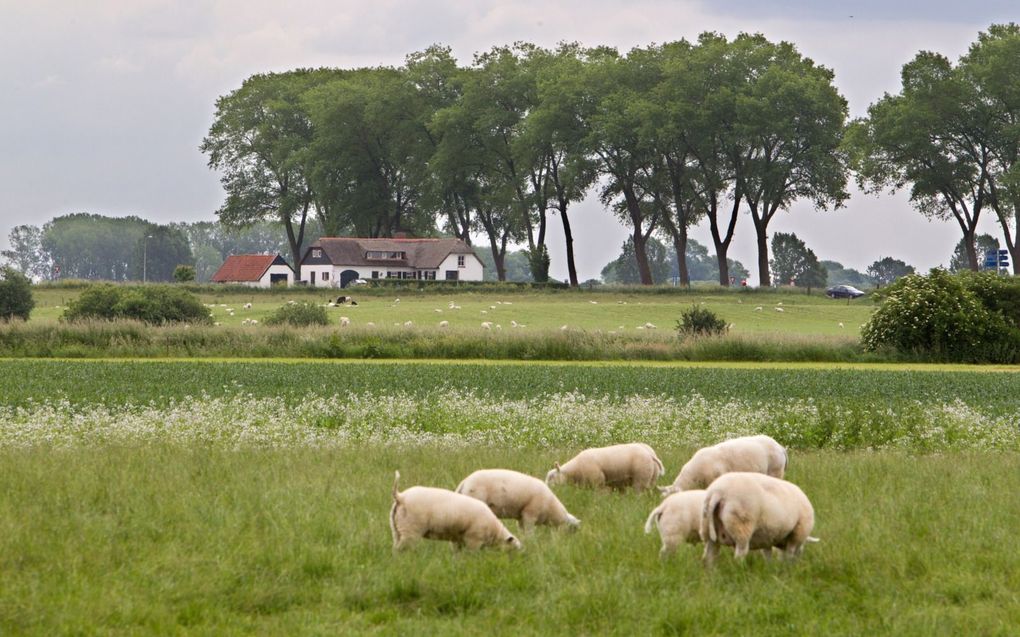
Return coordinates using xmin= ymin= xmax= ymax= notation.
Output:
xmin=243 ymin=302 xmax=252 ymax=309
xmin=439 ymin=320 xmax=449 ymax=328
xmin=546 ymin=443 xmax=665 ymax=492
xmin=660 ymin=435 xmax=787 ymax=496
xmin=560 ymin=325 xmax=568 ymax=331
xmin=481 ymin=321 xmax=492 ymax=329
xmin=403 ymin=320 xmax=413 ymax=328
xmin=456 ymin=469 xmax=580 ymax=532
xmin=644 ymin=322 xmax=657 ymax=329
xmin=754 ymin=306 xmax=763 ymax=312
xmin=389 ymin=472 xmax=522 ymax=551
xmin=774 ymin=307 xmax=785 ymax=313
xmin=644 ymin=490 xmax=706 ymax=557
xmin=701 ymin=472 xmax=818 ymax=565
xmin=339 ymin=316 xmax=351 ymax=327
xmin=366 ymin=322 xmax=376 ymax=327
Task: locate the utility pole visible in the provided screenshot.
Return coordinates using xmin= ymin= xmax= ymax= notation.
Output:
xmin=143 ymin=234 xmax=153 ymax=282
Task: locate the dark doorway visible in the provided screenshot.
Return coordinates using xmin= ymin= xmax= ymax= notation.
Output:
xmin=340 ymin=269 xmax=359 ymax=288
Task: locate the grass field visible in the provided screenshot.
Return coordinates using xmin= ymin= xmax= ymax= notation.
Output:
xmin=27 ymin=286 xmax=875 ymax=336
xmin=3 ymin=354 xmax=1020 ymax=633
xmin=3 ymin=445 xmax=1020 ymax=635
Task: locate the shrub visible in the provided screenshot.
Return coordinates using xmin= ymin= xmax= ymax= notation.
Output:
xmin=956 ymin=271 xmax=1020 ymax=329
xmin=676 ymin=305 xmax=728 ymax=337
xmin=0 ymin=266 xmax=35 ymax=321
xmin=63 ymin=284 xmax=211 ymax=325
xmin=173 ymin=265 xmax=196 ymax=283
xmin=263 ymin=302 xmax=329 ymax=327
xmin=861 ymin=268 xmax=1020 ymax=363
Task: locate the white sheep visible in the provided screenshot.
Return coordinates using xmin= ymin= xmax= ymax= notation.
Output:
xmin=339 ymin=316 xmax=350 ymax=327
xmin=644 ymin=490 xmax=706 ymax=557
xmin=775 ymin=307 xmax=785 ymax=313
xmin=403 ymin=320 xmax=413 ymax=328
xmin=644 ymin=322 xmax=657 ymax=329
xmin=481 ymin=321 xmax=492 ymax=329
xmin=390 ymin=472 xmax=522 ymax=551
xmin=660 ymin=435 xmax=787 ymax=496
xmin=754 ymin=306 xmax=763 ymax=312
xmin=438 ymin=320 xmax=449 ymax=328
xmin=701 ymin=472 xmax=818 ymax=565
xmin=546 ymin=443 xmax=665 ymax=492
xmin=456 ymin=469 xmax=580 ymax=532
xmin=243 ymin=302 xmax=252 ymax=309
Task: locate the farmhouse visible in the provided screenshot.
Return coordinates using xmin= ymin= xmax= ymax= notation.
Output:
xmin=210 ymin=254 xmax=295 ymax=288
xmin=300 ymin=237 xmax=484 ymax=288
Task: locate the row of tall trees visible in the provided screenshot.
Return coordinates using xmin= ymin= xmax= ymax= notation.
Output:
xmin=850 ymin=23 xmax=1020 ymax=275
xmin=201 ymin=32 xmax=850 ymax=287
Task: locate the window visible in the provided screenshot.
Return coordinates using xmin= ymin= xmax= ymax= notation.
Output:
xmin=367 ymin=251 xmax=406 ymax=260
xmin=371 ymin=271 xmax=379 ymax=279
xmin=312 ymin=249 xmax=322 ymax=258
xmin=424 ymin=271 xmax=436 ymax=280
xmin=321 ymin=271 xmax=329 ymax=281
xmin=445 ymin=270 xmax=459 ymax=281
xmin=457 ymin=255 xmax=466 ymax=268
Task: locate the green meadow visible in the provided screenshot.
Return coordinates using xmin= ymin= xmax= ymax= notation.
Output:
xmin=28 ymin=285 xmax=874 ymax=335
xmin=3 ymin=294 xmax=1020 ymax=634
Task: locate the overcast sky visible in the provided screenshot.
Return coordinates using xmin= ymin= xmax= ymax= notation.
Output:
xmin=2 ymin=1 xmax=1017 ymax=282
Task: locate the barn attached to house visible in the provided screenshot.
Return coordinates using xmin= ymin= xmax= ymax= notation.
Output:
xmin=299 ymin=237 xmax=484 ymax=288
xmin=210 ymin=254 xmax=294 ymax=288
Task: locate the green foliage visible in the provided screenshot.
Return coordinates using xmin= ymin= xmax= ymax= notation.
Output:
xmin=867 ymin=257 xmax=915 ymax=286
xmin=676 ymin=305 xmax=728 ymax=337
xmin=1 ymin=225 xmax=49 ymax=280
xmin=62 ymin=285 xmax=211 ymax=325
xmin=172 ymin=265 xmax=196 ymax=283
xmin=956 ymin=270 xmax=1020 ymax=329
xmin=262 ymin=302 xmax=329 ymax=327
xmin=770 ymin=232 xmax=827 ymax=291
xmin=601 ymin=237 xmax=671 ymax=284
xmin=680 ymin=240 xmax=749 ymax=284
xmin=822 ymin=260 xmax=873 ymax=288
xmin=0 ymin=267 xmax=35 ymax=321
xmin=527 ymin=244 xmax=551 ymax=282
xmin=862 ymin=269 xmax=1020 ymax=363
xmin=950 ymin=234 xmax=1000 ymax=273
xmin=479 ymin=250 xmax=532 ymax=282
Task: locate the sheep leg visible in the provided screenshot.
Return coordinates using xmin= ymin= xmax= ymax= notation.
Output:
xmin=734 ymin=537 xmax=751 ymax=560
xmin=702 ymin=540 xmax=719 ymax=566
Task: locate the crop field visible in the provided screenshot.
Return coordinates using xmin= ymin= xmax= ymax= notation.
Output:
xmin=28 ymin=286 xmax=874 ymax=336
xmin=3 ymin=359 xmax=1020 ymax=635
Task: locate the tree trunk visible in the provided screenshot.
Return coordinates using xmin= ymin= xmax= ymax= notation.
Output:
xmin=622 ymin=188 xmax=653 ymax=285
xmin=963 ymin=228 xmax=979 ymax=272
xmin=755 ymin=223 xmax=771 ymax=287
xmin=282 ymin=202 xmax=309 ymax=279
xmin=707 ymin=194 xmax=738 ymax=287
xmin=715 ymin=241 xmax=730 ymax=287
xmin=559 ymin=203 xmax=579 ymax=287
xmin=671 ymin=231 xmax=689 ymax=287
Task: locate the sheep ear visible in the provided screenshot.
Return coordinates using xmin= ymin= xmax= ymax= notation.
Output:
xmin=554 ymin=462 xmax=561 ymax=471
xmin=507 ymin=536 xmax=517 ymax=543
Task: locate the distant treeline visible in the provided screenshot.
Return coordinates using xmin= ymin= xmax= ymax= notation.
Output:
xmin=0 ymin=214 xmax=322 ymax=283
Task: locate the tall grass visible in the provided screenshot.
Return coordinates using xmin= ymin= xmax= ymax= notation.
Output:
xmin=2 ymin=445 xmax=1019 ymax=635
xmin=0 ymin=320 xmax=883 ymax=362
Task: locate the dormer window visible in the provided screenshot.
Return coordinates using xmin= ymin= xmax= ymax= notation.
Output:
xmin=312 ymin=249 xmax=322 ymax=258
xmin=366 ymin=251 xmax=406 ymax=260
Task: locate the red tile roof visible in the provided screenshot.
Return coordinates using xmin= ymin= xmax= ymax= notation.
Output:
xmin=210 ymin=254 xmax=287 ymax=282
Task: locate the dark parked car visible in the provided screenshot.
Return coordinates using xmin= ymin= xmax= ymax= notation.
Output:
xmin=826 ymin=285 xmax=865 ymax=299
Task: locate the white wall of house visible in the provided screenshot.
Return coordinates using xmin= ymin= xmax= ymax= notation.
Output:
xmin=259 ymin=264 xmax=294 ymax=288
xmin=300 ymin=265 xmax=337 ymax=287
xmin=437 ymin=253 xmax=484 ymax=281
